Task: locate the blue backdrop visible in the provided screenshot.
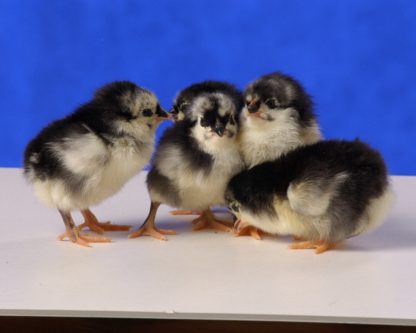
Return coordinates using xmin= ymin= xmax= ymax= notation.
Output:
xmin=1 ymin=0 xmax=415 ymax=174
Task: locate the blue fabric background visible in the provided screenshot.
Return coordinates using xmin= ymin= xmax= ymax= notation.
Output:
xmin=1 ymin=0 xmax=415 ymax=174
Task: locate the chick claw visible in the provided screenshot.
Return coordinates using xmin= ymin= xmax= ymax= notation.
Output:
xmin=191 ymin=210 xmax=232 ymax=232
xmin=289 ymin=240 xmax=333 ymax=254
xmin=128 ymin=226 xmax=176 ymax=241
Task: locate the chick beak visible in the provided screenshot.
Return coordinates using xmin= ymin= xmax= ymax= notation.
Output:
xmin=156 ymin=108 xmax=169 ymax=122
xmin=213 ymin=125 xmax=225 ymax=137
xmin=167 ymin=107 xmax=177 ymax=120
xmin=247 ymin=99 xmax=262 ymax=117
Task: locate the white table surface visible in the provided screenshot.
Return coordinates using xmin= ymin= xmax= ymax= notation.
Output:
xmin=0 ymin=168 xmax=415 ymax=325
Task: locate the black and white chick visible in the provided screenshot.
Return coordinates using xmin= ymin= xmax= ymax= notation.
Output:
xmin=226 ymin=139 xmax=393 ymax=254
xmin=169 ymin=80 xmax=242 ymax=122
xmin=235 ymin=72 xmax=322 ymax=239
xmin=239 ymin=72 xmax=322 ymax=168
xmin=168 ymin=80 xmax=243 ymax=216
xmin=129 ymin=84 xmax=244 ymax=240
xmin=24 ymin=81 xmax=168 ymax=246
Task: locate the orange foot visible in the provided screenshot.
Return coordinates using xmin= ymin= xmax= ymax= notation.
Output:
xmin=234 ymin=226 xmax=263 ymax=240
xmin=289 ymin=240 xmax=334 ymax=254
xmin=128 ymin=225 xmax=176 ymax=240
xmin=78 ymin=209 xmax=131 ymax=234
xmin=192 ymin=210 xmax=232 ymax=232
xmin=170 ymin=210 xmax=202 ymax=216
xmin=129 ymin=202 xmax=176 ymax=241
xmin=233 ymin=219 xmax=263 ymax=240
xmin=292 ymin=235 xmax=304 ymax=241
xmin=58 ymin=228 xmax=111 ymax=247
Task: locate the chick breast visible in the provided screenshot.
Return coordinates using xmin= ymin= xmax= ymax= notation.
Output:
xmin=147 ymin=115 xmax=244 ymax=211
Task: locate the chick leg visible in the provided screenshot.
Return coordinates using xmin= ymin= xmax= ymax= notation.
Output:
xmin=289 ymin=240 xmax=334 ymax=254
xmin=129 ymin=202 xmax=176 ymax=240
xmin=192 ymin=209 xmax=232 ymax=232
xmin=233 ymin=219 xmax=263 ymax=240
xmin=57 ymin=210 xmax=111 ymax=247
xmin=78 ymin=209 xmax=131 ymax=234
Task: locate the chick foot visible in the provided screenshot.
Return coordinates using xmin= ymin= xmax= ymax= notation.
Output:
xmin=292 ymin=235 xmax=304 ymax=241
xmin=58 ymin=209 xmax=111 ymax=247
xmin=78 ymin=209 xmax=131 ymax=234
xmin=128 ymin=225 xmax=176 ymax=240
xmin=170 ymin=210 xmax=201 ymax=216
xmin=233 ymin=219 xmax=263 ymax=240
xmin=289 ymin=240 xmax=334 ymax=254
xmin=129 ymin=202 xmax=176 ymax=240
xmin=192 ymin=210 xmax=232 ymax=232
xmin=58 ymin=229 xmax=111 ymax=247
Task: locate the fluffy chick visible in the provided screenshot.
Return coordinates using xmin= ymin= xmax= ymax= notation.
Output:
xmin=24 ymin=81 xmax=167 ymax=246
xmin=129 ymin=86 xmax=244 ymax=240
xmin=226 ymin=139 xmax=393 ymax=254
xmin=239 ymin=72 xmax=322 ymax=168
xmin=168 ymin=80 xmax=243 ymax=216
xmin=235 ymin=72 xmax=322 ymax=238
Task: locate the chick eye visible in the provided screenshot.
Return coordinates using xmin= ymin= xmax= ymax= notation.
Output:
xmin=142 ymin=109 xmax=153 ymax=117
xmin=230 ymin=202 xmax=240 ymax=212
xmin=179 ymin=103 xmax=189 ymax=111
xmin=265 ymin=99 xmax=278 ymax=109
xmin=200 ymin=117 xmax=210 ymax=127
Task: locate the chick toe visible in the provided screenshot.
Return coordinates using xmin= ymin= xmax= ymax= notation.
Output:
xmin=234 ymin=225 xmax=263 ymax=240
xmin=191 ymin=210 xmax=232 ymax=232
xmin=128 ymin=226 xmax=176 ymax=240
xmin=289 ymin=240 xmax=333 ymax=254
xmin=58 ymin=229 xmax=111 ymax=247
xmin=170 ymin=210 xmax=201 ymax=216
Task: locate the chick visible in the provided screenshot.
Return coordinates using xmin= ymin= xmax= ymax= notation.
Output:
xmin=169 ymin=81 xmax=242 ymax=122
xmin=226 ymin=139 xmax=393 ymax=254
xmin=168 ymin=80 xmax=242 ymax=216
xmin=236 ymin=72 xmax=322 ymax=239
xmin=239 ymin=72 xmax=322 ymax=168
xmin=24 ymin=81 xmax=167 ymax=246
xmin=129 ymin=86 xmax=244 ymax=240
